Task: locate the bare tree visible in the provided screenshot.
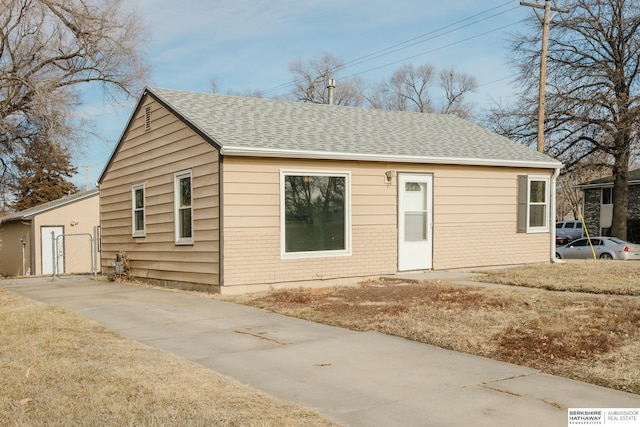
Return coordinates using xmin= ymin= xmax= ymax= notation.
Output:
xmin=209 ymin=78 xmax=220 ymax=94
xmin=385 ymin=63 xmax=436 ymax=112
xmin=486 ymin=0 xmax=640 ymax=239
xmin=367 ymin=63 xmax=476 ymax=116
xmin=556 ymin=155 xmax=611 ymax=220
xmin=0 ymin=0 xmax=149 ymax=207
xmin=288 ymin=53 xmax=364 ymax=106
xmin=439 ymin=66 xmax=477 ymax=119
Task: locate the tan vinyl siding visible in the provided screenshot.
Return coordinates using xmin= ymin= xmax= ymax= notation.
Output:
xmin=222 ymin=158 xmax=398 ymax=289
xmin=99 ymin=98 xmax=220 ymax=288
xmin=0 ymin=221 xmax=31 ymax=277
xmin=0 ymin=194 xmax=99 ymax=277
xmin=33 ymin=196 xmax=99 ymax=275
xmin=432 ymin=166 xmax=551 ymax=269
xmin=222 ymin=159 xmax=551 ymax=290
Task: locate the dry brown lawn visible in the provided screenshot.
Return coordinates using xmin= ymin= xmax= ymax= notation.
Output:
xmin=226 ymin=260 xmax=640 ymax=395
xmin=0 ymin=290 xmax=340 ymax=427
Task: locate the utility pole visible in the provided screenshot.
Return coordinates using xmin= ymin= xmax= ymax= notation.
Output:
xmin=520 ymin=0 xmax=569 ymax=153
xmin=81 ymin=164 xmax=99 ymax=191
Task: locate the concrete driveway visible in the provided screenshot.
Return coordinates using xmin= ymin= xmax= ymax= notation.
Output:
xmin=2 ymin=276 xmax=639 ymax=427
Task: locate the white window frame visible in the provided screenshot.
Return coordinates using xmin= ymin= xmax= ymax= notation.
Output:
xmin=131 ymin=183 xmax=145 ymax=237
xmin=174 ymin=170 xmax=193 ymax=245
xmin=525 ymin=175 xmax=550 ymax=233
xmin=280 ymin=169 xmax=352 ymax=259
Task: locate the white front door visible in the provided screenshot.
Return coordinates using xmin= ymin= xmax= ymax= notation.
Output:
xmin=41 ymin=226 xmax=64 ymax=275
xmin=398 ymin=174 xmax=433 ymax=271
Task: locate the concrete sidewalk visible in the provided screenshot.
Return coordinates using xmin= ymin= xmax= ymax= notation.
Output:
xmin=2 ymin=276 xmax=639 ymax=427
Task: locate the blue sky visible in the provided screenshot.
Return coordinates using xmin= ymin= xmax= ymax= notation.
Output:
xmin=73 ymin=0 xmax=533 ymax=189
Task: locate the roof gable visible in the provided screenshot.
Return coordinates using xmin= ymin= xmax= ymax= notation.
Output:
xmin=99 ymin=87 xmax=561 ymax=183
xmin=1 ymin=189 xmax=99 ymax=223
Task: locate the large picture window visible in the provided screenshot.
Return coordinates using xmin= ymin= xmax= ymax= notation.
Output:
xmin=174 ymin=170 xmax=193 ymax=245
xmin=281 ymin=171 xmax=351 ymax=258
xmin=131 ymin=183 xmax=145 ymax=237
xmin=517 ymin=175 xmax=550 ymax=233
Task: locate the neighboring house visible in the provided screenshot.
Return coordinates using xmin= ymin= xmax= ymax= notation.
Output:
xmin=0 ymin=189 xmax=100 ymax=277
xmin=98 ymin=87 xmax=562 ymax=294
xmin=575 ymin=169 xmax=640 ymax=238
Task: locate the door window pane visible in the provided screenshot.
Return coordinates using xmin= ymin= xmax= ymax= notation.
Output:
xmin=405 ymin=212 xmax=427 ymax=241
xmin=403 ymin=181 xmax=427 ymax=241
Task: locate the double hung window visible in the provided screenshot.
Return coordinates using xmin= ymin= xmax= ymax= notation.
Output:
xmin=174 ymin=170 xmax=193 ymax=245
xmin=517 ymin=175 xmax=550 ymax=233
xmin=132 ymin=183 xmax=145 ymax=237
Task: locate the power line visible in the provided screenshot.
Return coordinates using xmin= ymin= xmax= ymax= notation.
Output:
xmin=260 ymin=1 xmax=520 ymax=96
xmin=341 ymin=22 xmax=521 ymax=81
xmin=340 ymin=6 xmax=520 ymax=71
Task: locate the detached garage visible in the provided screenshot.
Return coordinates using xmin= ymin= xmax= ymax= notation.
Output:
xmin=0 ymin=189 xmax=100 ymax=277
xmin=98 ymin=87 xmax=562 ymax=294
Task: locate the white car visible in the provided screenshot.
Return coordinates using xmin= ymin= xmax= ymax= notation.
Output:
xmin=555 ymin=220 xmax=585 ymax=240
xmin=555 ymin=237 xmax=640 ymax=260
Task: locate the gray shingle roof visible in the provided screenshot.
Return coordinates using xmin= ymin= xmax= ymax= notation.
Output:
xmin=576 ymin=168 xmax=640 ymax=188
xmin=1 ymin=189 xmax=99 ymax=223
xmin=144 ymin=87 xmax=560 ymax=168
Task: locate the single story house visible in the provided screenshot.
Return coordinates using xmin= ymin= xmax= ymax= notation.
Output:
xmin=0 ymin=189 xmax=100 ymax=277
xmin=98 ymin=87 xmax=562 ymax=294
xmin=575 ymin=169 xmax=640 ymax=239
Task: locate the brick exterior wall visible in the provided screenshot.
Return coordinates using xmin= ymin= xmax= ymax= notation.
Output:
xmin=434 ymin=223 xmax=550 ymax=269
xmin=583 ymin=188 xmax=602 ymax=237
xmin=223 ymin=226 xmax=398 ymax=288
xmin=583 ymin=184 xmax=640 ymax=237
xmin=630 ymin=185 xmax=640 ymax=219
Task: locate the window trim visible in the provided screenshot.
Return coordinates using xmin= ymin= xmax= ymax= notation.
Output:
xmin=517 ymin=175 xmax=550 ymax=233
xmin=280 ymin=169 xmax=352 ymax=259
xmin=602 ymin=187 xmax=613 ymax=205
xmin=174 ymin=170 xmax=193 ymax=245
xmin=131 ymin=183 xmax=146 ymax=237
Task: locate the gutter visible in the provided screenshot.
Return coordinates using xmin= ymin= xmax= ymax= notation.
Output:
xmin=551 ymin=166 xmax=564 ymax=264
xmin=573 ymin=180 xmax=640 ymax=190
xmin=220 ymin=146 xmax=562 ymax=170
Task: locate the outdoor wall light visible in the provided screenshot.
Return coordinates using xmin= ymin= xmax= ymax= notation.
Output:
xmin=384 ymin=170 xmax=396 ymax=184
xmin=70 ymin=220 xmax=79 ymax=226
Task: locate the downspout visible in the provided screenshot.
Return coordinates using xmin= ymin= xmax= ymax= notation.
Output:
xmin=551 ymin=166 xmax=564 ymax=263
xmin=26 ymin=220 xmax=36 ymax=275
xmin=218 ymin=153 xmax=224 ymax=288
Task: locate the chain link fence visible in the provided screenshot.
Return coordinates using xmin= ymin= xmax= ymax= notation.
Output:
xmin=52 ymin=230 xmax=99 ymax=279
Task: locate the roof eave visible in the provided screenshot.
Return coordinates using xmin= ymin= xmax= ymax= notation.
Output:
xmin=574 ymin=180 xmax=640 ymax=190
xmin=220 ymin=146 xmax=563 ymax=169
xmin=0 ymin=190 xmax=99 ymax=223
xmin=0 ymin=215 xmax=31 ymax=224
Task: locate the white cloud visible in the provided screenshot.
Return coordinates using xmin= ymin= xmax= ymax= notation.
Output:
xmin=75 ymin=0 xmax=530 ymax=186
